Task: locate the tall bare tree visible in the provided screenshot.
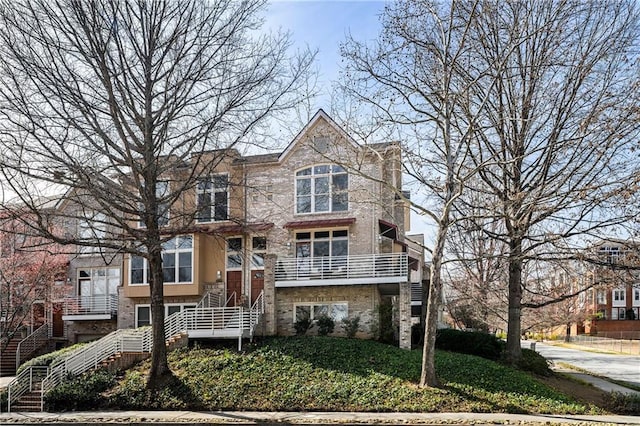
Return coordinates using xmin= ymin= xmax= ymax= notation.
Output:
xmin=463 ymin=0 xmax=640 ymax=362
xmin=340 ymin=0 xmax=498 ymax=387
xmin=0 ymin=0 xmax=314 ymax=388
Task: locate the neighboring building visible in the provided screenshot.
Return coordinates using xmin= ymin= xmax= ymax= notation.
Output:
xmin=583 ymin=240 xmax=640 ymax=339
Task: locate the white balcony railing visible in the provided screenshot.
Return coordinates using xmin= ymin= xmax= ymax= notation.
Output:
xmin=63 ymin=294 xmax=118 ymax=316
xmin=275 ymin=253 xmax=408 ymax=286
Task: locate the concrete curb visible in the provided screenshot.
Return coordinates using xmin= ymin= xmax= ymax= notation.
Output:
xmin=1 ymin=410 xmax=640 ymax=425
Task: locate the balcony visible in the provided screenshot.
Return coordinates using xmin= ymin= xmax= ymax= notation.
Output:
xmin=275 ymin=253 xmax=408 ymax=287
xmin=62 ymin=295 xmax=118 ymax=321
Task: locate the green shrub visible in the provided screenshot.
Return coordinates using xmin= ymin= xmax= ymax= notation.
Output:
xmin=17 ymin=342 xmax=88 ymax=375
xmin=515 ymin=348 xmax=552 ymax=376
xmin=316 ymin=315 xmax=335 ymax=336
xmin=294 ymin=317 xmax=312 ymax=335
xmin=45 ymin=368 xmax=116 ymax=411
xmin=376 ymin=303 xmax=395 ymax=343
xmin=435 ymin=328 xmax=505 ymax=360
xmin=341 ymin=316 xmax=360 ymax=338
xmin=0 ymin=389 xmax=7 ymax=412
xmin=605 ymin=391 xmax=640 ymax=414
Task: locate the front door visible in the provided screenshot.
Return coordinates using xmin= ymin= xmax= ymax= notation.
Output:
xmin=52 ymin=303 xmax=64 ymax=337
xmin=226 ymin=271 xmax=242 ymax=307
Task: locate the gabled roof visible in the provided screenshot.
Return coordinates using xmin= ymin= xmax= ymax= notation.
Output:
xmin=277 ymin=109 xmax=360 ymax=162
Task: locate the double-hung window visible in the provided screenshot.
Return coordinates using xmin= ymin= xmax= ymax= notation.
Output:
xmin=196 ymin=175 xmax=228 ymax=222
xmin=296 ymin=165 xmax=348 ymax=214
xmin=162 ymin=236 xmax=193 ymax=283
xmin=613 ymin=288 xmax=626 ymax=306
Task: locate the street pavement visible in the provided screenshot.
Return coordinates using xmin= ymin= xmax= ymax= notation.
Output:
xmin=0 ymin=410 xmax=640 ymax=425
xmin=526 ymin=340 xmax=640 ymax=389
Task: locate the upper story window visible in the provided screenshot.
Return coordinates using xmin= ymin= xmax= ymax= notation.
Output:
xmin=600 ymin=245 xmax=621 ymax=264
xmin=196 ymin=175 xmax=228 ymax=223
xmin=295 ymin=230 xmax=348 ymax=258
xmin=596 ymin=290 xmax=606 ymax=304
xmin=296 ymin=165 xmax=348 ymax=214
xmin=78 ymin=211 xmax=107 ymax=254
xmin=79 ymin=267 xmax=119 ymax=299
xmin=612 ymin=287 xmax=626 ymax=306
xmin=130 ymin=235 xmax=193 ymax=285
xmin=139 ymin=181 xmax=170 ymax=228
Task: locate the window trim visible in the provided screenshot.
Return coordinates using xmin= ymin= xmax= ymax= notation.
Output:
xmin=295 ymin=164 xmax=348 ymax=214
xmin=293 ymin=301 xmax=348 ymax=323
xmin=196 ymin=174 xmax=229 ymax=223
xmin=135 ymin=304 xmax=151 ymax=327
xmin=226 ymin=236 xmax=243 ymax=270
xmin=78 ymin=267 xmax=120 ymax=296
xmin=129 ymin=235 xmax=193 ymax=286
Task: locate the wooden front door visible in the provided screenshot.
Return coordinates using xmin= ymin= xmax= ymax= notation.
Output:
xmin=251 ymin=270 xmax=264 ymax=305
xmin=52 ymin=303 xmax=64 ymax=337
xmin=226 ymin=271 xmax=242 ymax=306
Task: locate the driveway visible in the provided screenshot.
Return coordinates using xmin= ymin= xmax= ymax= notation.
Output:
xmin=525 ymin=341 xmax=640 ymax=387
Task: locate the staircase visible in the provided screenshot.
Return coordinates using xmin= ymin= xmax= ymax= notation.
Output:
xmin=7 ymin=366 xmax=48 ymax=412
xmin=6 ymin=290 xmax=264 ymax=412
xmin=0 ymin=338 xmax=20 ymax=376
xmin=1 ymin=324 xmax=51 ymax=376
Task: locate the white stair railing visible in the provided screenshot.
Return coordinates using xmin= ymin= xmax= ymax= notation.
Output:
xmin=7 ymin=365 xmax=49 ymax=412
xmin=16 ymin=323 xmax=50 ymax=370
xmin=9 ymin=289 xmax=265 ymax=412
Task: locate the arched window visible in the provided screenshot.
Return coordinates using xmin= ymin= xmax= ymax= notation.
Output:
xmin=295 ymin=165 xmax=348 ymax=214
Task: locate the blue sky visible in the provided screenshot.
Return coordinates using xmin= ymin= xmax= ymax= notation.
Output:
xmin=265 ymin=0 xmax=386 ymax=110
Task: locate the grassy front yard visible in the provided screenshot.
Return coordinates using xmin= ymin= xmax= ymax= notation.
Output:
xmin=45 ymin=336 xmax=603 ymax=414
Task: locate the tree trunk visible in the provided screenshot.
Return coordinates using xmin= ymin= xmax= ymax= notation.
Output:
xmin=146 ymin=245 xmax=170 ymax=389
xmin=504 ymin=237 xmax=523 ymax=363
xmin=420 ymin=224 xmax=447 ymax=388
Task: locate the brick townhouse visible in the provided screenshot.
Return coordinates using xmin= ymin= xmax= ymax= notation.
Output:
xmin=57 ymin=110 xmax=423 ymax=350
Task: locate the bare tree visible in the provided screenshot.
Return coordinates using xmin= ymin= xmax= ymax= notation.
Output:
xmin=463 ymin=0 xmax=640 ymax=362
xmin=445 ymin=192 xmax=508 ymax=333
xmin=340 ymin=0 xmax=498 ymax=387
xmin=0 ymin=0 xmax=314 ymax=388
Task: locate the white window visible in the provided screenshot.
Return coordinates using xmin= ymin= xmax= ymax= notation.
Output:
xmin=130 ymin=235 xmax=193 ymax=285
xmin=596 ymin=290 xmax=606 ymax=304
xmin=294 ymin=302 xmax=348 ymax=323
xmin=162 ymin=236 xmax=193 ymax=284
xmin=613 ymin=288 xmax=626 ymax=306
xmin=78 ymin=268 xmax=119 ymax=297
xmin=166 ymin=303 xmax=197 ymax=317
xmin=251 ymin=237 xmax=267 ymax=269
xmin=78 ymin=211 xmax=107 ymax=254
xmin=600 ymin=246 xmax=621 ymax=264
xmin=136 ymin=303 xmax=196 ymax=327
xmin=139 ymin=181 xmax=170 ymax=228
xmin=227 ymin=237 xmax=243 ymax=270
xmin=135 ymin=305 xmax=151 ymax=327
xmin=634 ymin=287 xmax=640 ymax=306
xmin=295 ymin=165 xmax=348 ymax=214
xmin=196 ymin=175 xmax=228 ymax=223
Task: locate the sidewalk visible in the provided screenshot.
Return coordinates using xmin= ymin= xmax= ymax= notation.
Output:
xmin=1 ymin=410 xmax=640 ymax=425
